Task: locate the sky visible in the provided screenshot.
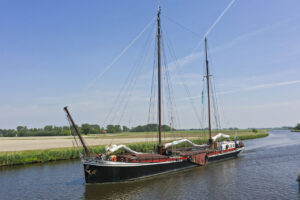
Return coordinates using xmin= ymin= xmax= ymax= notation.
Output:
xmin=1 ymin=0 xmax=300 ymax=129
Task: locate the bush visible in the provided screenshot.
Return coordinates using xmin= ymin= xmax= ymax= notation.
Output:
xmin=252 ymin=128 xmax=258 ymax=133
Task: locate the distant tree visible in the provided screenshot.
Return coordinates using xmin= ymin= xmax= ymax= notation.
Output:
xmin=162 ymin=125 xmax=171 ymax=131
xmin=130 ymin=125 xmax=143 ymax=132
xmin=122 ymin=126 xmax=130 ymax=132
xmin=53 ymin=126 xmax=62 ymax=135
xmin=114 ymin=125 xmax=121 ymax=133
xmin=89 ymin=125 xmax=100 ymax=134
xmin=44 ymin=125 xmax=53 ymax=131
xmin=295 ymin=123 xmax=300 ymax=130
xmin=1 ymin=125 xmax=72 ymax=137
xmin=17 ymin=126 xmax=27 ymax=136
xmin=81 ymin=124 xmax=91 ymax=135
xmin=130 ymin=124 xmax=171 ymax=132
xmin=252 ymin=128 xmax=258 ymax=133
xmin=0 ymin=129 xmax=17 ymax=137
xmin=106 ymin=125 xmax=122 ymax=133
xmin=106 ymin=125 xmax=114 ymax=133
xmin=17 ymin=126 xmax=26 ymax=132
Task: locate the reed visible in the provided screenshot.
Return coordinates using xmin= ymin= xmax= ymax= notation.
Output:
xmin=0 ymin=146 xmax=106 ymax=167
xmin=0 ymin=132 xmax=268 ymax=167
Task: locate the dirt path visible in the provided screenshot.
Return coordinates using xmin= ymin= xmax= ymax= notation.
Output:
xmin=0 ymin=136 xmax=194 ymax=152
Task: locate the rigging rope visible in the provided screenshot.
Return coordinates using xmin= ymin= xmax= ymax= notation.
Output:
xmin=211 ymin=78 xmax=221 ymax=130
xmin=163 ymin=28 xmax=204 ymax=129
xmin=161 ymin=29 xmax=182 ymax=140
xmin=117 ymin=29 xmax=156 ymax=125
xmin=206 ymin=42 xmax=222 ymax=130
xmin=147 ymin=41 xmax=158 ymax=144
xmin=163 ymin=14 xmax=202 ymax=39
xmin=83 ymin=16 xmax=156 ymax=91
xmin=65 ymin=113 xmax=85 ymax=157
xmin=102 ymin=23 xmax=156 ymax=127
xmin=192 ymin=0 xmax=236 ymax=53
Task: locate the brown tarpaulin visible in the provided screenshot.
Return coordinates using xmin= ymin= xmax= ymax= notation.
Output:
xmin=191 ymin=153 xmax=207 ymax=165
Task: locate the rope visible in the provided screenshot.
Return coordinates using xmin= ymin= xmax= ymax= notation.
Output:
xmin=65 ymin=114 xmax=83 ymax=157
xmin=192 ymin=0 xmax=236 ymax=53
xmin=117 ymin=29 xmax=156 ymax=125
xmin=163 ymin=14 xmax=202 ymax=39
xmin=83 ymin=16 xmax=156 ymax=91
xmin=163 ymin=28 xmax=204 ymax=129
xmin=161 ymin=29 xmax=181 ymax=139
xmin=102 ymin=22 xmax=156 ymax=127
xmin=147 ymin=41 xmax=158 ymax=143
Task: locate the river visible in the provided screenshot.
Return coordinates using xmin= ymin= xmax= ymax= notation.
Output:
xmin=1 ymin=130 xmax=300 ymax=200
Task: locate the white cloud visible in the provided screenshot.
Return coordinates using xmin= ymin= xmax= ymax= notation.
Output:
xmin=218 ymin=79 xmax=300 ymax=95
xmin=168 ymin=15 xmax=299 ymax=72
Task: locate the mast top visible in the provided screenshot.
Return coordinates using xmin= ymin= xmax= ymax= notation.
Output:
xmin=157 ymin=5 xmax=161 ymax=17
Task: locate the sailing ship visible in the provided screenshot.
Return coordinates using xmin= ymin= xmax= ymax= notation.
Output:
xmin=64 ymin=7 xmax=245 ymax=184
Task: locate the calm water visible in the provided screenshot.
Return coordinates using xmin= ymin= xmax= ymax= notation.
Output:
xmin=1 ymin=130 xmax=300 ymax=200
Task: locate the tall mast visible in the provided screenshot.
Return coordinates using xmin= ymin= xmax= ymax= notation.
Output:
xmin=64 ymin=106 xmax=91 ymax=157
xmin=205 ymin=38 xmax=213 ymax=147
xmin=157 ymin=6 xmax=162 ymax=153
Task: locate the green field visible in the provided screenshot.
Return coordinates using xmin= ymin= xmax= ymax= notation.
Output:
xmin=0 ymin=130 xmax=268 ymax=167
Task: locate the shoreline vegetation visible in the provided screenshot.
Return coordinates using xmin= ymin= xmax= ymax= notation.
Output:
xmin=0 ymin=124 xmax=173 ymax=137
xmin=291 ymin=129 xmax=300 ymax=132
xmin=0 ymin=130 xmax=269 ymax=167
xmin=290 ymin=123 xmax=300 ymax=132
xmin=0 ymin=123 xmax=262 ymax=137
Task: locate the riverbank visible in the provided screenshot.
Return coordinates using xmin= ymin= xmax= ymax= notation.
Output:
xmin=0 ymin=131 xmax=268 ymax=167
xmin=291 ymin=129 xmax=300 ymax=132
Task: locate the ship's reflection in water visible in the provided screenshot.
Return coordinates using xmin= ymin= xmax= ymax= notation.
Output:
xmin=1 ymin=130 xmax=300 ymax=200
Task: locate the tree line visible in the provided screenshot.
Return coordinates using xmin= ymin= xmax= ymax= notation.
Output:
xmin=0 ymin=123 xmax=172 ymax=137
xmin=292 ymin=123 xmax=300 ymax=131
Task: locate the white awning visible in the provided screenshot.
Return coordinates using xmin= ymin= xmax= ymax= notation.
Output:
xmin=212 ymin=133 xmax=230 ymax=141
xmin=105 ymin=144 xmax=142 ymax=155
xmin=164 ymin=138 xmax=207 ymax=148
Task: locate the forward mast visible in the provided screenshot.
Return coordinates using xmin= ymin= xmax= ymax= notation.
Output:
xmin=157 ymin=6 xmax=162 ymax=154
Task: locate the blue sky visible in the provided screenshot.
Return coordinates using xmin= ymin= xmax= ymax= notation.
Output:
xmin=1 ymin=0 xmax=300 ymax=129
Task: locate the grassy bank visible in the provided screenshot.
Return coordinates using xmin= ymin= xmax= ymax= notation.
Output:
xmin=291 ymin=129 xmax=300 ymax=132
xmin=0 ymin=131 xmax=268 ymax=167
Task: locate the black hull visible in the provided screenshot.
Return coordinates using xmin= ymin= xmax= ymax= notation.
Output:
xmin=83 ymin=148 xmax=243 ymax=183
xmin=208 ymin=149 xmax=241 ymax=162
xmin=84 ymin=160 xmax=196 ymax=183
